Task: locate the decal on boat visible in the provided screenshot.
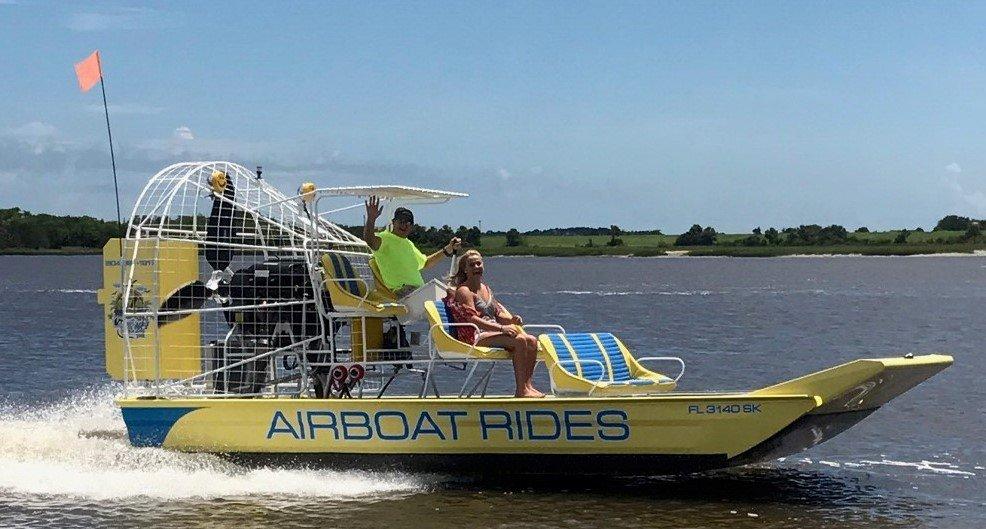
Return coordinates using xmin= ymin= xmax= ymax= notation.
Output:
xmin=266 ymin=409 xmax=630 ymax=442
xmin=688 ymin=403 xmax=763 ymax=414
xmin=107 ymin=281 xmax=151 ymax=339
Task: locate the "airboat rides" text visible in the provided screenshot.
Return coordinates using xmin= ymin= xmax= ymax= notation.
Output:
xmin=267 ymin=409 xmax=631 ymax=442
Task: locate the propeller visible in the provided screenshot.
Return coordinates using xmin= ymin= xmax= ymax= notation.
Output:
xmin=157 ymin=281 xmax=210 ymax=325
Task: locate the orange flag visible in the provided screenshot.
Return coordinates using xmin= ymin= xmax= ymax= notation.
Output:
xmin=74 ymin=50 xmax=102 ymax=92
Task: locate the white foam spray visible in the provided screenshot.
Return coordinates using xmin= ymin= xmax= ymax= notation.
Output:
xmin=0 ymin=386 xmax=429 ymax=501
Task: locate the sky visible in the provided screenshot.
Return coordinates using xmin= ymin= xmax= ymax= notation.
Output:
xmin=2 ymin=1 xmax=986 ymax=232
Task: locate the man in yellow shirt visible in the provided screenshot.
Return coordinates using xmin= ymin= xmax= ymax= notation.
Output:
xmin=363 ymin=196 xmax=461 ymax=298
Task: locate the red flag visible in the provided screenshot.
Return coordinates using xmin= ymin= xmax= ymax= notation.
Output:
xmin=74 ymin=50 xmax=102 ymax=92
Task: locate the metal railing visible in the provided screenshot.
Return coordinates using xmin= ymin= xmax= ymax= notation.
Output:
xmin=637 ymin=356 xmax=686 ymax=383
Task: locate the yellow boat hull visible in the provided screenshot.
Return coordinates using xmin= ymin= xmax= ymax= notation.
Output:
xmin=117 ymin=354 xmax=951 ymax=474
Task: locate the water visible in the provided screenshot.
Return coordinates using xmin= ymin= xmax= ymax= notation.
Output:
xmin=0 ymin=255 xmax=983 ymax=528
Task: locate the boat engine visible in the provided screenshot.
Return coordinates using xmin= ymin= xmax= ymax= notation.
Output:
xmin=224 ymin=259 xmax=328 ymax=341
xmin=206 ymin=336 xmax=271 ymax=394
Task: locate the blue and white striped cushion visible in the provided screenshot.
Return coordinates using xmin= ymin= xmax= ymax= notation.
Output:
xmin=547 ymin=332 xmax=655 ymax=385
xmin=328 ymin=254 xmax=362 ymax=296
xmin=435 ymin=301 xmax=454 ymax=335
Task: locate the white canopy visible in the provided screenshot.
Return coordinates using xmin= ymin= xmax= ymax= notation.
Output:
xmin=315 ymin=185 xmax=468 ymax=204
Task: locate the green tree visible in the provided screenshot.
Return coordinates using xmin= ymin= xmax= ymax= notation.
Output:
xmin=606 ymin=224 xmax=624 ymax=246
xmin=934 ymin=215 xmax=973 ymax=231
xmin=894 ymin=229 xmax=910 ymax=244
xmin=465 ymin=226 xmax=482 ymax=247
xmin=962 ymin=222 xmax=982 ymax=241
xmin=741 ymin=234 xmax=765 ymax=246
xmin=0 ymin=207 xmax=125 ymax=249
xmin=505 ymin=228 xmax=523 ymax=247
xmin=784 ymin=224 xmax=848 ymax=245
xmin=436 ymin=225 xmax=455 ymax=246
xmin=454 ymin=225 xmax=470 ymax=246
xmin=675 ymin=224 xmax=717 ymax=246
xmin=764 ymin=227 xmax=780 ymax=245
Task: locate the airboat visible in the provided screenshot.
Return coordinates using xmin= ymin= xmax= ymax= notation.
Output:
xmin=98 ymin=161 xmax=951 ymax=474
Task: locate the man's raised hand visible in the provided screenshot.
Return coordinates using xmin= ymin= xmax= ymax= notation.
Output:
xmin=365 ymin=195 xmax=383 ymax=223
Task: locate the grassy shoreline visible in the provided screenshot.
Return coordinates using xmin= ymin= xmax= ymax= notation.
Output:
xmin=0 ymin=247 xmax=102 ymax=255
xmin=5 ymin=243 xmax=986 ymax=258
xmin=471 ymin=243 xmax=986 ymax=257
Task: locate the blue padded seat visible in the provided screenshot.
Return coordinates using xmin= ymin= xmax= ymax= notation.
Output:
xmin=423 ymin=300 xmax=511 ymax=360
xmin=320 ymin=253 xmax=407 ymax=317
xmin=538 ymin=332 xmax=676 ymax=395
xmin=541 ymin=333 xmax=673 ymax=387
xmin=546 ymin=332 xmax=661 ymax=386
xmin=434 ymin=300 xmax=454 ymax=335
xmin=327 ymin=253 xmax=362 ymax=296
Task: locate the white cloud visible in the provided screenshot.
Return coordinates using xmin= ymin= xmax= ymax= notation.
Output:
xmin=6 ymin=121 xmax=57 ymax=140
xmin=945 ymin=162 xmax=962 ymax=174
xmin=3 ymin=122 xmax=62 ymax=155
xmin=65 ymin=7 xmax=162 ymax=32
xmin=174 ymin=126 xmax=194 ymax=141
xmin=0 ymin=128 xmax=506 ymax=222
xmin=87 ymin=103 xmax=164 ymax=115
xmin=497 ymin=168 xmax=511 ymax=181
xmin=942 ymin=172 xmax=986 ymax=215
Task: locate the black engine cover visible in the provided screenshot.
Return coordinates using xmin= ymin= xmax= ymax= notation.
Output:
xmin=223 ymin=259 xmax=332 ymax=340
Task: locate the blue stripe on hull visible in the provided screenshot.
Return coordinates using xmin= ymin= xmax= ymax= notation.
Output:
xmin=121 ymin=407 xmax=200 ymax=447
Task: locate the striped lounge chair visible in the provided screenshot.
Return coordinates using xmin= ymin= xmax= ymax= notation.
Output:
xmin=321 ymin=253 xmax=407 ymax=317
xmin=538 ymin=332 xmax=681 ymax=396
xmin=423 ymin=300 xmax=511 ymax=360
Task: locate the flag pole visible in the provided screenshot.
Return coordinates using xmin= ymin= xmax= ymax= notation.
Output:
xmin=97 ymin=55 xmax=122 ymax=228
xmin=76 ymin=50 xmax=132 ymax=384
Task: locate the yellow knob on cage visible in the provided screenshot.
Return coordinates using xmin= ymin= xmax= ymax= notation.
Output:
xmin=209 ymin=171 xmax=228 ymax=193
xmin=299 ymin=182 xmax=316 ymax=203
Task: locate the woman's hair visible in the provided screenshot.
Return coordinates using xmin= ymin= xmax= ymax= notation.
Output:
xmin=448 ymin=249 xmax=483 ymax=287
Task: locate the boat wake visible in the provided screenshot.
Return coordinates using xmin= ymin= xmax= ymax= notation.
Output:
xmin=0 ymin=288 xmax=97 ymax=294
xmin=0 ymin=386 xmax=429 ymax=501
xmin=780 ymin=456 xmax=979 ymax=478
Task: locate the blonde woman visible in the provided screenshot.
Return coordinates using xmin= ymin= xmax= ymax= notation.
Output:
xmin=449 ymin=250 xmax=542 ymax=397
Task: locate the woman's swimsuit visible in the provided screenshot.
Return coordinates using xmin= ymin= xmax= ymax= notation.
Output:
xmin=474 ymin=285 xmax=498 ymax=320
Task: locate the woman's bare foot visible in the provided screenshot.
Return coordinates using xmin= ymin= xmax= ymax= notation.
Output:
xmin=515 ymin=388 xmax=546 ymax=398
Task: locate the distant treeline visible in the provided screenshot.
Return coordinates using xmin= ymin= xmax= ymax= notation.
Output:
xmin=674 ymin=224 xmax=862 ymax=247
xmin=2 ymin=206 xmax=984 ymax=251
xmin=518 ymin=227 xmax=663 ymax=236
xmin=336 ymin=224 xmax=483 ymax=249
xmin=0 ymin=208 xmax=123 ymax=249
xmin=678 ymin=215 xmax=985 ymax=247
xmin=932 ymin=215 xmax=986 ymax=231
